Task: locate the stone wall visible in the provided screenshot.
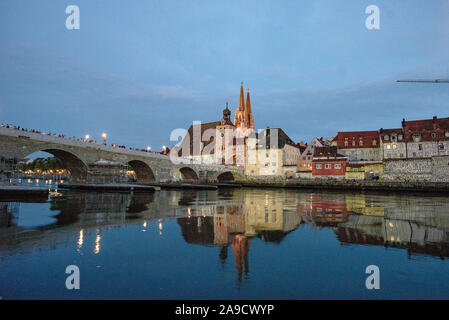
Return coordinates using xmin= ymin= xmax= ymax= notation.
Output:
xmin=383 ymin=156 xmax=449 ymax=182
xmin=432 ymin=156 xmax=449 ymax=182
xmin=383 ymin=158 xmax=433 ymax=181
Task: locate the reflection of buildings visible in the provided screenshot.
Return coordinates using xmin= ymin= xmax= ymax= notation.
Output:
xmin=2 ymin=188 xmax=449 ymax=281
xmin=178 ymin=189 xmax=302 ymax=280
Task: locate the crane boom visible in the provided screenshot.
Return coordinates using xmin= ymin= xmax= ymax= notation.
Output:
xmin=397 ymin=79 xmax=449 ymax=83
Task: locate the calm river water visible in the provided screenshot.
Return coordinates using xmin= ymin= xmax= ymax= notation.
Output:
xmin=1 ymin=182 xmax=449 ymax=299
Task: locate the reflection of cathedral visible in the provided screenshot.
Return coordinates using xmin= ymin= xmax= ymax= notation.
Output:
xmin=177 ymin=189 xmax=303 ymax=280
xmin=3 ymin=189 xmax=449 ymax=282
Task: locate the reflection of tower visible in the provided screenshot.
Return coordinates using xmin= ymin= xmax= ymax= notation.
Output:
xmin=232 ymin=234 xmax=251 ymax=281
xmin=219 ymin=245 xmax=228 ymax=264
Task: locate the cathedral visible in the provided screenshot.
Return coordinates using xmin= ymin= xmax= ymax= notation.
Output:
xmin=176 ymin=82 xmax=255 ymax=166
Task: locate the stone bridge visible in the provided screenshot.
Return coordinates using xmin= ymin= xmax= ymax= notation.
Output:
xmin=0 ymin=127 xmax=244 ymax=185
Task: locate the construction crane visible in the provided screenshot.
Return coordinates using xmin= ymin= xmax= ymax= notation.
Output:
xmin=397 ymin=79 xmax=449 ymax=83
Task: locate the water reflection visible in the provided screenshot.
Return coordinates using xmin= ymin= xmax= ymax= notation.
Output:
xmin=1 ymin=189 xmax=449 ymax=277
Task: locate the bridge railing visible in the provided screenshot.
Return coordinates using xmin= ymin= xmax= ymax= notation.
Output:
xmin=0 ymin=126 xmax=170 ymax=160
xmin=0 ymin=126 xmax=244 ymax=171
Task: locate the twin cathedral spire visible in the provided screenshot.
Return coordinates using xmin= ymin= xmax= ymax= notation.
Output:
xmin=232 ymin=82 xmax=255 ymax=131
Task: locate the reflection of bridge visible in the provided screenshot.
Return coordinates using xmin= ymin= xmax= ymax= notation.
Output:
xmin=0 ymin=127 xmax=244 ymax=184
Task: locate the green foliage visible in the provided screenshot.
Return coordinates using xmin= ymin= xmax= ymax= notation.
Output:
xmin=18 ymin=157 xmax=67 ymax=172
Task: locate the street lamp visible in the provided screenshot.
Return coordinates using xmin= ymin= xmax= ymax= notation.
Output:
xmin=146 ymin=146 xmax=151 ymax=152
xmin=102 ymin=133 xmax=107 ymax=145
xmin=84 ymin=134 xmax=90 ymax=142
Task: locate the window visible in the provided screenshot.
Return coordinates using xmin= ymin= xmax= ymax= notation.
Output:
xmin=352 ymin=141 xmax=356 ymax=147
xmin=439 ymin=143 xmax=444 ymax=151
xmin=418 ymin=144 xmax=423 ymax=151
xmin=431 ymin=132 xmax=436 ymax=138
xmin=325 ymin=164 xmax=332 ymax=169
xmin=392 ymin=144 xmax=397 ymax=150
xmin=398 ymin=134 xmax=403 ymax=140
xmin=334 ymin=164 xmax=341 ymax=169
xmin=372 ymin=140 xmax=377 ymax=146
xmin=272 ymin=162 xmax=276 ymax=166
xmin=384 ymin=135 xmax=389 ymax=141
xmin=359 ymin=140 xmax=363 ymax=146
xmin=386 ymin=145 xmax=391 ymax=150
xmin=316 ymin=164 xmax=322 ymax=169
xmin=344 ymin=141 xmax=348 ymax=147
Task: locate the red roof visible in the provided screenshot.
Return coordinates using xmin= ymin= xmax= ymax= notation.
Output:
xmin=312 ymin=146 xmax=348 ymax=162
xmin=379 ymin=128 xmax=404 ymax=143
xmin=335 ymin=131 xmax=380 ymax=149
xmin=402 ymin=116 xmax=449 ymax=142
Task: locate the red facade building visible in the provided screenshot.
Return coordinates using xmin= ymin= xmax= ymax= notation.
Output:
xmin=312 ymin=146 xmax=348 ymax=178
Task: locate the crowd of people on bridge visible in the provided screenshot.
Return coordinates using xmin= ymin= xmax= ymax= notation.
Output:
xmin=1 ymin=123 xmax=167 ymax=154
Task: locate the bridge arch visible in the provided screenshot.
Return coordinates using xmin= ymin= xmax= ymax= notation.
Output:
xmin=26 ymin=148 xmax=88 ymax=183
xmin=128 ymin=160 xmax=156 ymax=184
xmin=217 ymin=171 xmax=234 ymax=183
xmin=179 ymin=167 xmax=199 ymax=183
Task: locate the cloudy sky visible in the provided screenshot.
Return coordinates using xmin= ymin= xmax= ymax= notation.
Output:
xmin=1 ymin=0 xmax=449 ymax=152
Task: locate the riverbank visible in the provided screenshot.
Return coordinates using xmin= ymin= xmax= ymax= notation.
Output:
xmin=58 ymin=183 xmax=161 ymax=192
xmin=239 ymin=179 xmax=449 ymax=193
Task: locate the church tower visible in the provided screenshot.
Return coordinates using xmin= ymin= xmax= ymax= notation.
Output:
xmin=234 ymin=82 xmax=246 ymax=129
xmin=233 ymin=82 xmax=254 ymax=131
xmin=245 ymin=89 xmax=254 ymax=130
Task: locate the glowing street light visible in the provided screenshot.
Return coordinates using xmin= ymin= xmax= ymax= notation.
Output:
xmin=84 ymin=134 xmax=90 ymax=142
xmin=146 ymin=146 xmax=151 ymax=152
xmin=102 ymin=133 xmax=107 ymax=144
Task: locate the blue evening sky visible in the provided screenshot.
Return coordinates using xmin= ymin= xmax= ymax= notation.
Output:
xmin=1 ymin=0 xmax=448 ymax=151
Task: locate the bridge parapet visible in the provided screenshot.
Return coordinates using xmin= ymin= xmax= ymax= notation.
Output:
xmin=0 ymin=126 xmax=245 ymax=185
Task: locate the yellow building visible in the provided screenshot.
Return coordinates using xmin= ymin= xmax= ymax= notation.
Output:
xmin=245 ymin=127 xmax=301 ymax=177
xmin=345 ymin=162 xmax=383 ymax=180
